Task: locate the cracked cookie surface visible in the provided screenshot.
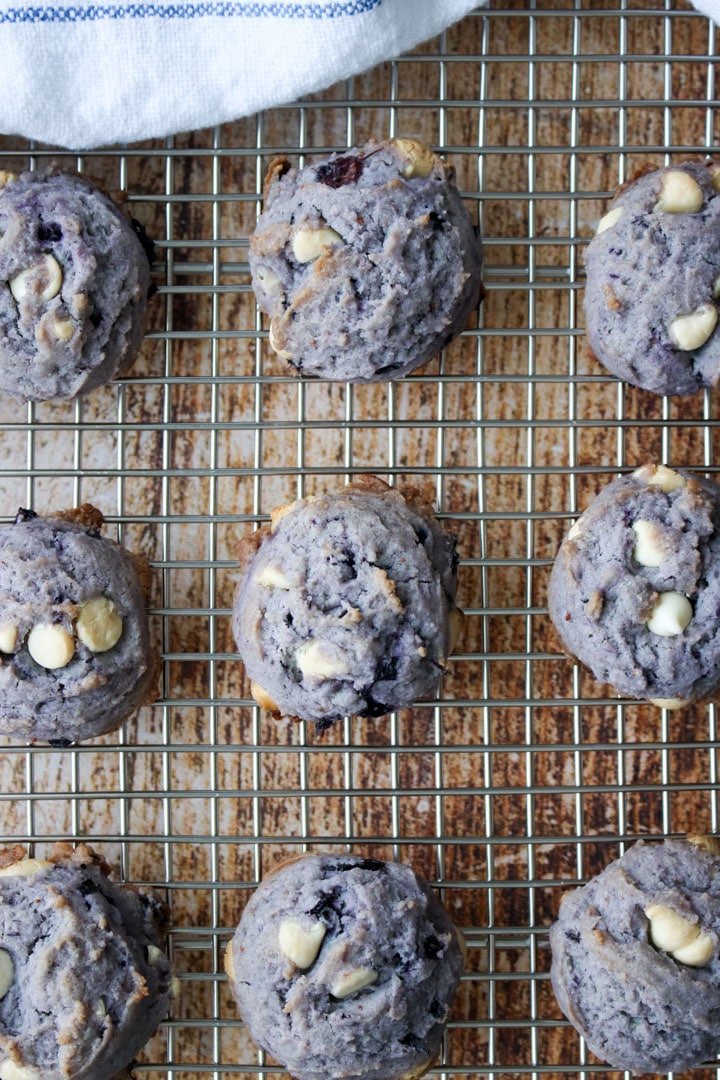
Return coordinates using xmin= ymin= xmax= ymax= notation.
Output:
xmin=250 ymin=137 xmax=483 ymax=382
xmin=0 ymin=506 xmax=156 ymax=742
xmin=226 ymin=854 xmax=463 ymax=1080
xmin=0 ymin=168 xmax=151 ymax=401
xmin=584 ymin=161 xmax=720 ymax=395
xmin=231 ymin=477 xmax=460 ymax=727
xmin=0 ymin=843 xmax=171 ymax=1080
xmin=550 ymin=838 xmax=720 ymax=1073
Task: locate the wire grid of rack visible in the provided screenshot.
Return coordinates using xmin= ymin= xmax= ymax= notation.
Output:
xmin=2 ymin=0 xmax=720 ymax=1076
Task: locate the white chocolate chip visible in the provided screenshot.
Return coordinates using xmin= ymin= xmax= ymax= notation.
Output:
xmin=71 ymin=292 xmax=88 ymax=318
xmin=634 ymin=464 xmax=685 ymax=493
xmin=672 ymin=932 xmax=715 ymax=966
xmin=147 ymin=944 xmax=164 ymax=964
xmin=0 ymin=949 xmax=14 ymax=1000
xmin=649 ymin=697 xmax=688 ymax=710
xmin=393 ymin=138 xmax=435 ymax=179
xmin=655 ymin=170 xmax=704 ymax=214
xmin=646 ymin=591 xmax=693 ymax=637
xmin=632 ymin=520 xmax=667 ymax=568
xmin=27 ymin=623 xmax=75 ymax=670
xmin=0 ymin=171 xmax=17 ymax=191
xmin=652 ymin=465 xmax=685 ymax=492
xmin=93 ymin=998 xmax=107 ymax=1018
xmin=51 ymin=314 xmax=74 ymax=342
xmin=645 ymin=903 xmax=714 ymax=966
xmin=76 ymin=597 xmax=123 ymax=653
xmin=0 ymin=1062 xmax=40 ymax=1080
xmin=712 ymin=167 xmax=720 ymax=194
xmin=278 ymin=918 xmax=326 ymax=969
xmin=268 ymin=322 xmax=292 ymax=361
xmin=42 ymin=256 xmax=64 ymax=301
xmin=9 ymin=253 xmax=63 ymax=304
xmin=0 ymin=858 xmax=52 ymax=879
xmin=0 ymin=624 xmax=17 ymax=654
xmin=292 ymin=226 xmax=343 ymax=264
xmin=567 ymin=518 xmax=583 ymax=540
xmin=330 ymin=966 xmax=378 ymax=999
xmin=255 ymin=266 xmax=282 ymax=294
xmin=669 ymin=303 xmax=718 ymax=351
xmin=256 ymin=565 xmax=290 ymax=589
xmin=596 ymin=207 xmax=622 ymax=235
xmin=646 ymin=903 xmax=698 ymax=951
xmin=296 ymin=640 xmax=351 ymax=680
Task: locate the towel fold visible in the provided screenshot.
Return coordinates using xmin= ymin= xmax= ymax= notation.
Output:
xmin=0 ymin=0 xmax=483 ymax=149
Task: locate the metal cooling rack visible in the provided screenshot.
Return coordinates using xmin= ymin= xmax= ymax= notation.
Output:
xmin=2 ymin=1 xmax=720 ymax=1076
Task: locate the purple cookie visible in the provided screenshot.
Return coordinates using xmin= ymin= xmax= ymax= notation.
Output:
xmin=250 ymin=138 xmax=483 ymax=382
xmin=548 ymin=463 xmax=720 ymax=706
xmin=0 ymin=505 xmax=157 ymax=743
xmin=0 ymin=842 xmax=172 ymax=1080
xmin=550 ymin=836 xmax=720 ymax=1073
xmin=232 ymin=476 xmax=461 ymax=729
xmin=225 ymin=854 xmax=464 ymax=1080
xmin=584 ymin=161 xmax=720 ymax=396
xmin=0 ymin=167 xmax=152 ymax=401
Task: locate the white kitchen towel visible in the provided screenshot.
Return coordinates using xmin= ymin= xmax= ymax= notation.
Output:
xmin=0 ymin=0 xmax=484 ymax=150
xmin=691 ymin=0 xmax=720 ymax=21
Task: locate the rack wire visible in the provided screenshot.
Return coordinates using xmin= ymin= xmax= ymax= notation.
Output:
xmin=1 ymin=0 xmax=720 ymax=1076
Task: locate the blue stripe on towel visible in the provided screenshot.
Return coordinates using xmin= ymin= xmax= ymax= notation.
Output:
xmin=0 ymin=0 xmax=382 ymax=24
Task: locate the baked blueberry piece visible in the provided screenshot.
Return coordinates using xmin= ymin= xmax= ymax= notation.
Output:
xmin=548 ymin=463 xmax=720 ymax=707
xmin=550 ymin=836 xmax=720 ymax=1073
xmin=250 ymin=137 xmax=483 ymax=382
xmin=225 ymin=854 xmax=464 ymax=1080
xmin=0 ymin=842 xmax=172 ymax=1080
xmin=232 ymin=476 xmax=461 ymax=728
xmin=0 ymin=504 xmax=157 ymax=743
xmin=585 ymin=161 xmax=720 ymax=396
xmin=0 ymin=167 xmax=152 ymax=401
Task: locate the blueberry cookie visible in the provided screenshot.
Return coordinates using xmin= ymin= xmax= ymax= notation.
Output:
xmin=250 ymin=138 xmax=483 ymax=382
xmin=548 ymin=463 xmax=720 ymax=707
xmin=0 ymin=842 xmax=172 ymax=1080
xmin=225 ymin=854 xmax=464 ymax=1080
xmin=232 ymin=476 xmax=461 ymax=729
xmin=0 ymin=167 xmax=152 ymax=401
xmin=550 ymin=836 xmax=720 ymax=1073
xmin=0 ymin=505 xmax=157 ymax=743
xmin=585 ymin=161 xmax=720 ymax=395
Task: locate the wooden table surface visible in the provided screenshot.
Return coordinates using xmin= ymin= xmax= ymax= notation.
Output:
xmin=1 ymin=2 xmax=720 ymax=1076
